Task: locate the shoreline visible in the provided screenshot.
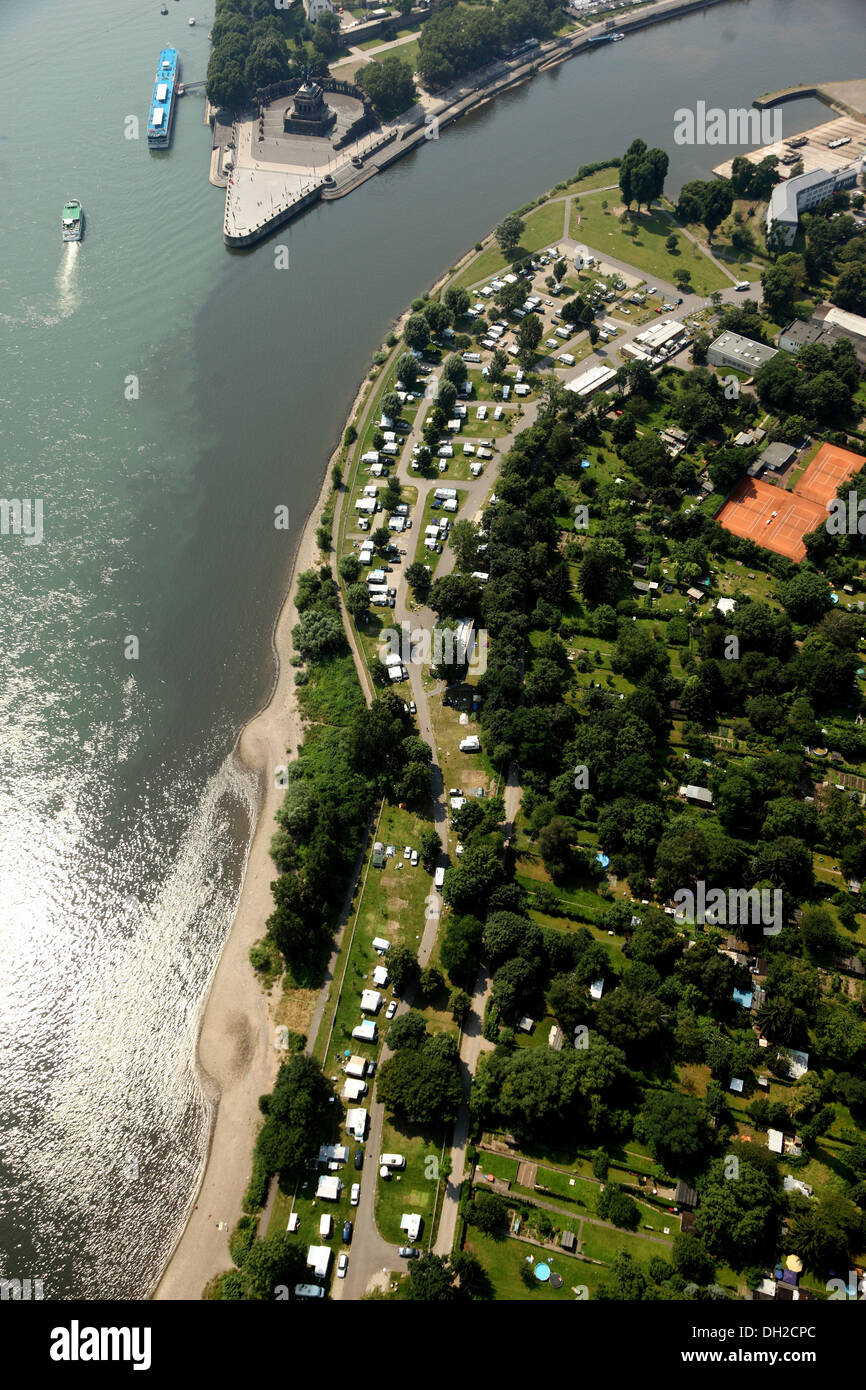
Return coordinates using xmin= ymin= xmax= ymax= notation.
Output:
xmin=153 ymin=424 xmax=350 ymax=1301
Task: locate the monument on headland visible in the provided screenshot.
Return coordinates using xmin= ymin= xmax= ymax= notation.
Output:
xmin=283 ymin=76 xmax=337 ymax=137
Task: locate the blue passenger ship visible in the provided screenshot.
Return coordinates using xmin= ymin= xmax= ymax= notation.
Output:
xmin=147 ymin=48 xmax=180 ymax=150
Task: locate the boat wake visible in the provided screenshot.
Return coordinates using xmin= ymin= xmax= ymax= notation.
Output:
xmin=55 ymin=242 xmax=82 ymax=318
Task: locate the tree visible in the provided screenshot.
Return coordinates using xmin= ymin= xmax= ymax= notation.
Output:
xmin=403 ymin=313 xmax=429 ymax=352
xmin=406 ymin=561 xmax=432 ymax=600
xmin=376 ymin=1032 xmax=461 ymax=1124
xmin=597 ymin=1184 xmax=640 ymax=1230
xmin=596 ymin=1251 xmax=648 ymax=1301
xmin=441 ymin=913 xmax=484 ymax=988
xmin=779 ymin=570 xmax=833 ymax=625
xmin=488 ymin=347 xmax=509 ymax=384
xmin=495 ymin=213 xmax=525 ymax=256
xmin=638 ymin=1090 xmax=712 ymax=1173
xmin=591 ymin=1148 xmax=609 ymax=1180
xmin=444 ymin=285 xmax=471 ymax=320
xmin=700 ymin=180 xmax=734 ymax=241
xmin=419 ymin=963 xmax=444 ymax=998
xmin=672 ymin=1232 xmax=715 ymax=1284
xmin=441 ymin=351 xmax=467 ymax=388
xmin=761 ymin=263 xmax=797 ymax=321
xmin=245 ymin=33 xmax=289 ymax=89
xmin=357 ymin=54 xmax=415 ymax=120
xmin=449 ymin=986 xmax=471 ymax=1021
xmin=577 ymin=537 xmax=628 ymax=605
xmin=696 ymin=1156 xmax=784 ymax=1265
xmin=206 ymin=56 xmax=248 ymax=113
xmin=441 ymin=845 xmax=501 ymax=914
xmin=491 ymin=956 xmax=543 ymax=1025
xmin=469 ymin=1190 xmax=508 ymax=1237
xmin=386 ymin=1010 xmax=428 ymax=1050
xmin=419 ymin=828 xmax=441 ymax=871
xmin=345 ymin=581 xmax=370 ymax=622
xmin=406 ymin=1252 xmax=458 ymax=1301
xmin=255 ymin=1054 xmax=335 ymax=1182
xmin=788 ymin=1192 xmax=863 ymax=1273
xmin=537 ymin=816 xmax=580 ymax=883
xmin=834 ymin=262 xmax=866 ymax=315
xmin=239 ymin=1234 xmax=307 ymax=1301
xmin=388 ymin=943 xmax=420 ymax=992
xmin=395 ymin=352 xmax=420 ymax=390
xmin=801 ymin=904 xmax=839 ymax=960
xmin=517 ymin=314 xmax=542 ymax=363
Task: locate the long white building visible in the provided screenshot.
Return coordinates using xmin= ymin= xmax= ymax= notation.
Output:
xmin=765 ymin=158 xmax=863 ymax=247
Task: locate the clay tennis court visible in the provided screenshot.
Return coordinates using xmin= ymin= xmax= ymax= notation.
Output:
xmin=795 ymin=442 xmax=865 ymax=505
xmin=717 ymin=443 xmax=865 ymax=562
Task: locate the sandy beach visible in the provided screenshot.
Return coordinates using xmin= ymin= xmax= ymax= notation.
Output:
xmin=154 ymin=451 xmax=340 ymax=1301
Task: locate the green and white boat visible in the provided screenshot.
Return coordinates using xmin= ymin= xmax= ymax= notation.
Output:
xmin=61 ymin=199 xmax=84 ymax=242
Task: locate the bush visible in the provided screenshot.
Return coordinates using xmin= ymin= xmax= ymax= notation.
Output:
xmin=229 ymin=1215 xmax=258 ymax=1268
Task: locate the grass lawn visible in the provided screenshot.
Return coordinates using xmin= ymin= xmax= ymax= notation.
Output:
xmin=297 ymin=650 xmax=365 ymax=729
xmin=464 ymin=1230 xmax=607 ymax=1299
xmin=314 ymin=801 xmax=434 ymax=1066
xmin=451 ymin=199 xmax=569 ymax=289
xmin=569 ymin=198 xmax=728 ymax=296
xmin=580 ymin=1221 xmax=673 ymax=1263
xmin=477 ymin=1152 xmax=519 ymax=1182
xmin=374 ymin=1116 xmax=445 ymax=1246
xmin=567 ymin=167 xmax=622 ymax=195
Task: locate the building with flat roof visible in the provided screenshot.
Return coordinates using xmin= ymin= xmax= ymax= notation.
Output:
xmin=780 ymin=307 xmax=866 ymax=367
xmin=766 ymin=160 xmax=863 ymax=247
xmin=635 ymin=319 xmax=689 ymax=354
xmin=707 ymin=331 xmax=777 ymax=373
xmin=759 ymin=441 xmax=796 ymax=471
xmin=565 ymin=363 xmax=617 ymax=397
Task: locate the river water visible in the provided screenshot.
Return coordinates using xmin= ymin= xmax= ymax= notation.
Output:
xmin=0 ymin=0 xmax=862 ymax=1299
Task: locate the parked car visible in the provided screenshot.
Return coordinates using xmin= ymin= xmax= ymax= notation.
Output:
xmin=337 ymin=1253 xmax=348 ymax=1278
xmin=342 ymin=1220 xmax=353 ymax=1245
xmin=409 ymin=701 xmax=416 ymax=714
xmin=354 ymin=1149 xmax=363 ymax=1170
xmin=350 ymin=1182 xmax=360 ymax=1206
xmin=410 ymin=850 xmax=418 ymax=867
xmin=386 ymin=999 xmax=397 ymax=1019
xmin=398 ymin=1247 xmax=419 ymax=1258
xmin=403 ymin=845 xmax=411 ymax=859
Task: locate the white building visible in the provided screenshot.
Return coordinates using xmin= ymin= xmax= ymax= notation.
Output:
xmin=565 ymin=363 xmax=617 ymax=398
xmin=766 ymin=159 xmax=863 ymax=247
xmin=707 ymin=331 xmax=777 ymax=373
